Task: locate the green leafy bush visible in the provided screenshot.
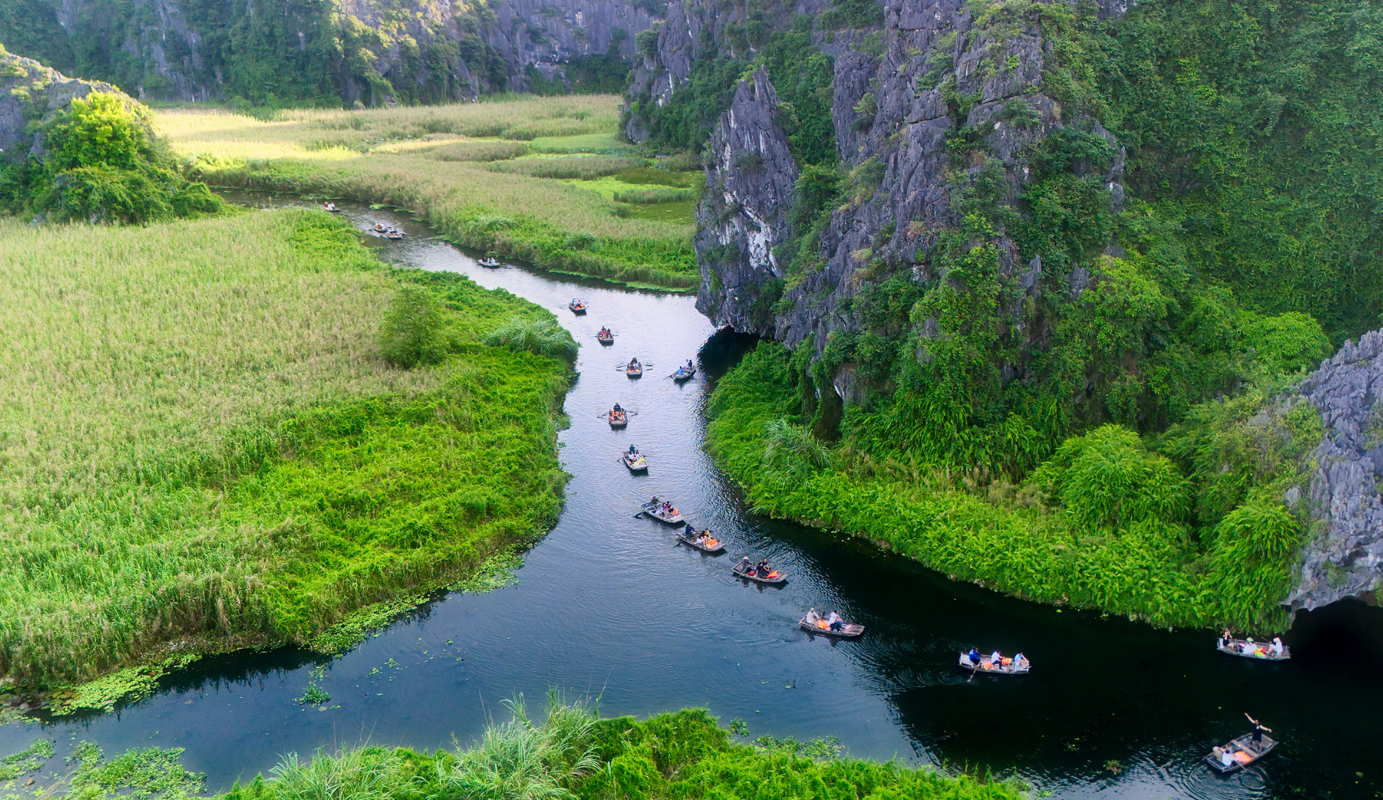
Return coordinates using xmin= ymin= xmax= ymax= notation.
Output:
xmin=379 ymin=286 xmax=446 ymax=368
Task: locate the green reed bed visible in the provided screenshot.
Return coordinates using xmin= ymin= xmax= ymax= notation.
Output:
xmin=159 ymin=97 xmax=700 ymax=291
xmin=0 ymin=210 xmax=574 ymax=692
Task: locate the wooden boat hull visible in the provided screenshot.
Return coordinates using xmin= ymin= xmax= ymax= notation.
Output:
xmin=1217 ymin=640 xmax=1290 ymax=661
xmin=623 ymin=455 xmax=648 ymax=473
xmin=640 ymin=504 xmax=684 ymax=524
xmin=672 ymin=368 xmax=695 ymax=382
xmin=597 ymin=336 xmax=614 ymax=345
xmin=626 ymin=366 xmax=643 ymax=378
xmin=1205 ymin=733 xmax=1276 ymax=773
xmin=799 ymin=615 xmax=864 ymax=639
xmin=325 ymin=208 xmax=341 ymax=213
xmin=958 ymin=653 xmax=1030 ymax=675
xmin=732 ymin=567 xmax=787 ymax=586
xmin=677 ymin=535 xmax=725 ymax=554
xmin=608 ymin=413 xmax=628 ymax=429
xmin=479 ymin=259 xmax=500 ymax=268
xmin=570 ymin=304 xmax=587 ymax=315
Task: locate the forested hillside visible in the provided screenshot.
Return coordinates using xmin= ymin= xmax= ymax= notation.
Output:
xmin=624 ymin=0 xmax=1383 ymax=628
xmin=0 ymin=0 xmax=658 ymax=104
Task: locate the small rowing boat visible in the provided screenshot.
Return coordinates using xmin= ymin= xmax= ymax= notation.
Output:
xmin=800 ymin=613 xmax=864 ymax=639
xmin=672 ymin=365 xmax=695 ymax=382
xmin=608 ymin=409 xmax=628 ymax=429
xmin=569 ymin=300 xmax=587 ymax=315
xmin=1205 ymin=732 xmax=1277 ymax=773
xmin=1217 ymin=638 xmax=1290 ymax=661
xmin=597 ymin=330 xmax=614 ymax=344
xmin=626 ymin=360 xmax=643 ymax=378
xmin=640 ymin=501 xmax=684 ymax=524
xmin=323 ymin=204 xmax=341 ymax=213
xmin=959 ymin=651 xmax=1030 ymax=675
xmin=623 ymin=452 xmax=648 ymax=473
xmin=677 ymin=531 xmax=725 ymax=554
xmin=385 ymin=230 xmax=404 ymax=240
xmin=732 ymin=565 xmax=787 ymax=586
xmin=479 ymin=256 xmax=501 ymax=268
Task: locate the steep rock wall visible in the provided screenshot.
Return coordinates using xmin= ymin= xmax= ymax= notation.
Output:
xmin=0 ymin=51 xmax=129 ymax=164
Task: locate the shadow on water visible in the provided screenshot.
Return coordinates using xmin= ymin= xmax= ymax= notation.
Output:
xmin=1 ymin=192 xmax=1376 ymax=800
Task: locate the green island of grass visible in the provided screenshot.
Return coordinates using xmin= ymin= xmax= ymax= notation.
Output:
xmin=159 ymin=97 xmax=700 ymax=291
xmin=0 ymin=699 xmax=1023 ymax=800
xmin=0 ymin=208 xmax=575 ymax=706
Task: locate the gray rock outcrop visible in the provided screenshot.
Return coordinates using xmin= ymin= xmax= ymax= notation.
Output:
xmin=0 ymin=52 xmax=129 ymax=166
xmin=1288 ymin=330 xmax=1383 ymax=612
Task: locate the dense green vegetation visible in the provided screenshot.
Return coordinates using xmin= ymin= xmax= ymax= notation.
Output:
xmin=0 ymin=700 xmax=1025 ymax=800
xmin=0 ymin=209 xmax=573 ymax=695
xmin=0 ymin=52 xmax=222 ymax=222
xmin=162 ymin=97 xmax=699 ymax=289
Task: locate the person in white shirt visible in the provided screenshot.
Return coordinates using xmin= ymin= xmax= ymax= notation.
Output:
xmin=1270 ymin=637 xmax=1284 ymax=656
xmin=990 ymin=650 xmax=1003 ymax=667
xmin=827 ymin=610 xmax=843 ymax=632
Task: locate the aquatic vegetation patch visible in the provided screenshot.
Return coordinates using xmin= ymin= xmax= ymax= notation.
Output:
xmin=0 ymin=739 xmax=54 ymax=780
xmin=52 ymin=655 xmax=201 ymax=715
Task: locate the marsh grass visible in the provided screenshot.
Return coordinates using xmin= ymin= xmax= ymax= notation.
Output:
xmin=157 ymin=97 xmax=700 ymax=290
xmin=0 ymin=210 xmax=573 ymax=686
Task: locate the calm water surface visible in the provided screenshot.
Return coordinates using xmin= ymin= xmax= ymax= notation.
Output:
xmin=4 ymin=195 xmax=1379 ymax=800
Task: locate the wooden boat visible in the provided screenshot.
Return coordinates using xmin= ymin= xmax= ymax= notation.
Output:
xmin=1217 ymin=638 xmax=1290 ymax=661
xmin=626 ymin=361 xmax=643 ymax=378
xmin=479 ymin=256 xmax=501 ymax=268
xmin=569 ymin=301 xmax=587 ymax=315
xmin=799 ymin=613 xmax=864 ymax=639
xmin=676 ymin=531 xmax=725 ymax=554
xmin=608 ymin=409 xmax=628 ymax=429
xmin=597 ymin=330 xmax=614 ymax=344
xmin=732 ymin=565 xmax=788 ymax=586
xmin=639 ymin=501 xmax=684 ymax=524
xmin=958 ymin=651 xmax=1030 ymax=675
xmin=622 ymin=452 xmax=648 ymax=473
xmin=385 ymin=230 xmax=404 ymax=240
xmin=1205 ymin=732 xmax=1277 ymax=773
xmin=672 ymin=365 xmax=695 ymax=382
xmin=323 ymin=204 xmax=341 ymax=213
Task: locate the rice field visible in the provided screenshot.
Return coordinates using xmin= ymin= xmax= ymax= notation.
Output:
xmin=157 ymin=96 xmax=701 ymax=289
xmin=0 ymin=210 xmax=573 ymax=687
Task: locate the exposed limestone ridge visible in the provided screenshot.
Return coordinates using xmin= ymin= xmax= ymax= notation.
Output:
xmin=1289 ymin=329 xmax=1383 ymax=613
xmin=694 ymin=67 xmax=800 ymax=335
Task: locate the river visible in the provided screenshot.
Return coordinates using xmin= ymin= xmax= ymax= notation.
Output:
xmin=3 ymin=195 xmax=1379 ymax=800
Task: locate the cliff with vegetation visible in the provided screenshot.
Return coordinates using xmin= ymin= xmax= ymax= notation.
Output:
xmin=0 ymin=0 xmax=661 ymax=105
xmin=632 ymin=0 xmax=1383 ymax=627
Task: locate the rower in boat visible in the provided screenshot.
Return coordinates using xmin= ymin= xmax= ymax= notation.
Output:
xmin=374 ymin=223 xmax=385 ymax=232
xmin=323 ymin=202 xmax=339 ymax=212
xmin=737 ymin=556 xmax=752 ymax=575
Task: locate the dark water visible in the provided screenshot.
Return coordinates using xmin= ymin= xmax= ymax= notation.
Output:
xmin=4 ymin=195 xmax=1380 ymax=799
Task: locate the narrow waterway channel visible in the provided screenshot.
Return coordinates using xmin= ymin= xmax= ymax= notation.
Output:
xmin=4 ymin=195 xmax=1380 ymax=800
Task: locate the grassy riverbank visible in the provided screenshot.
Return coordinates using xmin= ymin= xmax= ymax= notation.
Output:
xmin=0 ymin=209 xmax=573 ymax=698
xmin=157 ymin=96 xmax=699 ymax=291
xmin=707 ymin=345 xmax=1318 ymax=634
xmin=0 ymin=701 xmax=1024 ymax=800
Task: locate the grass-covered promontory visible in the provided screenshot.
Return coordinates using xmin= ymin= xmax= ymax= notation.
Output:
xmin=159 ymin=96 xmax=699 ymax=290
xmin=0 ymin=209 xmax=574 ymax=696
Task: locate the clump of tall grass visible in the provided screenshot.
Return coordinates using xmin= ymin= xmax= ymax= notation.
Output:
xmin=485 ymin=317 xmax=579 ymax=361
xmin=431 ymin=140 xmax=531 ymax=162
xmin=379 ymin=286 xmax=446 ymax=368
xmin=439 ymin=694 xmax=599 ymax=800
xmin=485 ymin=156 xmax=644 ymax=179
xmin=613 ymin=187 xmax=697 ymax=204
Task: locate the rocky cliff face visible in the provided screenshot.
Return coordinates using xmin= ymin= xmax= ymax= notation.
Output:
xmin=1288 ymin=331 xmax=1383 ymax=613
xmin=0 ymin=0 xmax=658 ymax=103
xmin=0 ymin=51 xmax=128 ymax=165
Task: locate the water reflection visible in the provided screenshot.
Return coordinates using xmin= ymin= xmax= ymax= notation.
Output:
xmin=0 ymin=194 xmax=1375 ymax=800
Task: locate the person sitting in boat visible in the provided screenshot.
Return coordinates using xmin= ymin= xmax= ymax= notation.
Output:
xmin=1218 ymin=629 xmax=1232 ymax=649
xmin=1270 ymin=637 xmax=1284 ymax=656
xmin=1241 ymin=637 xmax=1257 ymax=656
xmin=827 ymin=610 xmax=843 ymax=632
xmin=628 ymin=358 xmax=641 ymax=369
xmin=629 ymin=444 xmax=638 ymax=455
xmin=686 ymin=359 xmax=694 ymax=369
xmin=683 ymin=523 xmax=696 ymax=538
xmin=966 ymin=647 xmax=982 ymax=667
xmin=1214 ymin=746 xmax=1234 ymax=768
xmin=756 ymin=558 xmax=772 ymax=578
xmin=737 ymin=556 xmax=752 ymax=574
xmin=806 ymin=608 xmax=820 ymax=626
xmin=375 ymin=223 xmax=385 ymax=232
xmin=601 ymin=327 xmax=611 ymax=337
xmin=990 ymin=650 xmax=1003 ymax=667
xmin=700 ymin=530 xmax=715 ymax=547
xmin=613 ymin=403 xmax=623 ymax=413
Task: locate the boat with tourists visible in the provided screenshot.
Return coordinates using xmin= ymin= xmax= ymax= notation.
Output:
xmin=671 ymin=361 xmax=696 ymax=382
xmin=608 ymin=406 xmax=628 ymax=429
xmin=569 ymin=299 xmax=587 ymax=315
xmin=1205 ymin=731 xmax=1277 ymax=773
xmin=959 ymin=649 xmax=1030 ymax=675
xmin=676 ymin=529 xmax=725 ymax=554
xmin=597 ymin=327 xmax=614 ymax=344
xmin=479 ymin=252 xmax=501 ymax=268
xmin=626 ymin=358 xmax=643 ymax=378
xmin=732 ymin=557 xmax=787 ymax=586
xmin=800 ymin=611 xmax=864 ymax=639
xmin=623 ymin=450 xmax=648 ymax=473
xmin=323 ymin=202 xmax=340 ymax=213
xmin=639 ymin=497 xmax=684 ymax=524
xmin=1216 ymin=633 xmax=1290 ymax=661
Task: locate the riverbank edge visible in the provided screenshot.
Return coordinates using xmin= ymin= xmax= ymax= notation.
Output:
xmin=183 ymin=164 xmax=698 ymax=295
xmin=0 ymin=211 xmax=577 ymax=721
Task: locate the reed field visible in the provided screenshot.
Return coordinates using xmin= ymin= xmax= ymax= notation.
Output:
xmin=157 ymin=96 xmax=700 ymax=290
xmin=0 ymin=210 xmax=573 ymax=689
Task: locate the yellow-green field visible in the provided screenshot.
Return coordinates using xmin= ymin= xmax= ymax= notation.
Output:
xmin=0 ymin=210 xmax=573 ymax=694
xmin=158 ymin=96 xmax=700 ymax=289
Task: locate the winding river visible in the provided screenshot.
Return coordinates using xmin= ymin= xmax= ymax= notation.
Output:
xmin=4 ymin=195 xmax=1380 ymax=800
